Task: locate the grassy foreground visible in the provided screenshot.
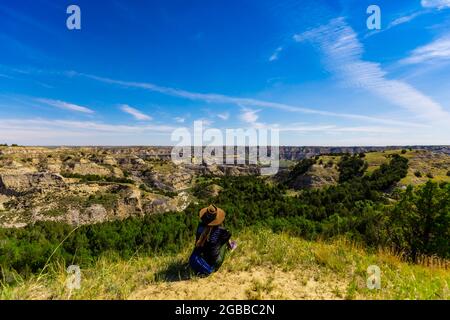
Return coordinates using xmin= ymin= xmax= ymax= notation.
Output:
xmin=1 ymin=228 xmax=449 ymax=300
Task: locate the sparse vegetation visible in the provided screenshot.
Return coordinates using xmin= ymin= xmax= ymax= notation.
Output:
xmin=61 ymin=172 xmax=134 ymax=184
xmin=326 ymin=160 xmax=334 ymax=168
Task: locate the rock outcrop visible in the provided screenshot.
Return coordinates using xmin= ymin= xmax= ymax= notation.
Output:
xmin=0 ymin=173 xmax=65 ymax=195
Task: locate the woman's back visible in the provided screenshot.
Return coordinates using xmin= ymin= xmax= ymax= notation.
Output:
xmin=195 ymin=223 xmax=231 ymax=267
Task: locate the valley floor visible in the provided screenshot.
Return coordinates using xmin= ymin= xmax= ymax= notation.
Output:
xmin=1 ymin=228 xmax=449 ymax=300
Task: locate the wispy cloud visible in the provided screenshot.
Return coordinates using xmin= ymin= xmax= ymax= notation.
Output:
xmin=0 ymin=118 xmax=177 ymax=145
xmin=364 ymin=12 xmax=424 ymax=39
xmin=279 ymin=125 xmax=401 ymax=134
xmin=389 ymin=11 xmax=425 ymax=28
xmin=240 ymin=108 xmax=260 ymax=124
xmin=421 ymin=0 xmax=450 ymax=9
xmin=0 ymin=118 xmax=174 ymax=136
xmin=217 ymin=112 xmax=230 ymax=120
xmin=364 ymin=0 xmax=450 ymax=39
xmin=269 ymin=47 xmax=283 ymax=62
xmin=0 ymin=117 xmax=422 ymax=145
xmin=294 ymin=17 xmax=450 ymax=123
xmin=0 ymin=4 xmax=56 ymax=35
xmin=401 ymin=35 xmax=450 ymax=64
xmin=73 ymin=72 xmax=425 ymax=127
xmin=0 ymin=73 xmax=14 ymax=79
xmin=195 ymin=118 xmax=213 ymax=127
xmin=120 ymin=104 xmax=152 ymax=121
xmin=174 ymin=116 xmax=185 ymax=123
xmin=390 ymin=14 xmax=417 ymax=27
xmin=36 ymin=98 xmax=95 ymax=114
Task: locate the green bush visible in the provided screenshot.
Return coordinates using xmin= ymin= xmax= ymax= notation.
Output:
xmin=286 ymin=158 xmax=316 ymax=186
xmin=338 ymin=154 xmax=368 ymax=183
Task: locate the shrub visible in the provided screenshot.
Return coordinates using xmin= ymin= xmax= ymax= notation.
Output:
xmin=288 ymin=158 xmax=316 ymax=183
xmin=414 ymin=171 xmax=422 ymax=178
xmin=338 ymin=154 xmax=368 ymax=183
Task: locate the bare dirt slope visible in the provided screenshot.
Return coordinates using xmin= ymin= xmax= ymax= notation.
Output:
xmin=131 ymin=267 xmax=348 ymax=300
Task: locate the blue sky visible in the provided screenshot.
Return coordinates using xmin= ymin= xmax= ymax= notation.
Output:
xmin=0 ymin=0 xmax=450 ymax=146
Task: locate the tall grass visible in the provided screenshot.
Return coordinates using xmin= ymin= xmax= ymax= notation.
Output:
xmin=1 ymin=227 xmax=449 ymax=300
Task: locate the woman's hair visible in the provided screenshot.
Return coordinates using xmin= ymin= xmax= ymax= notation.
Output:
xmin=195 ymin=226 xmax=213 ymax=248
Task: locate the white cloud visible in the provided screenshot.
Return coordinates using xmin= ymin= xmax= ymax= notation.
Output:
xmin=269 ymin=47 xmax=283 ymax=62
xmin=0 ymin=118 xmax=176 ymax=145
xmin=1 ymin=118 xmax=443 ymax=146
xmin=174 ymin=116 xmax=185 ymax=123
xmin=120 ymin=104 xmax=152 ymax=121
xmin=421 ymin=0 xmax=450 ymax=9
xmin=75 ymin=72 xmax=426 ymax=127
xmin=369 ymin=0 xmax=450 ymax=35
xmin=294 ymin=17 xmax=450 ymax=123
xmin=217 ymin=112 xmax=229 ymax=120
xmin=280 ymin=125 xmax=401 ymax=134
xmin=389 ymin=11 xmax=424 ymax=27
xmin=0 ymin=73 xmax=14 ymax=79
xmin=0 ymin=118 xmax=174 ymax=133
xmin=239 ymin=108 xmax=260 ymax=124
xmin=195 ymin=118 xmax=213 ymax=126
xmin=401 ymin=35 xmax=450 ymax=64
xmin=36 ymin=98 xmax=94 ymax=114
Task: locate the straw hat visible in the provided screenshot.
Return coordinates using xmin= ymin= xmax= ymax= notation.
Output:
xmin=199 ymin=204 xmax=225 ymax=226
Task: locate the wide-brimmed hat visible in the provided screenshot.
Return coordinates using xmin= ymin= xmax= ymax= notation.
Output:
xmin=199 ymin=204 xmax=225 ymax=226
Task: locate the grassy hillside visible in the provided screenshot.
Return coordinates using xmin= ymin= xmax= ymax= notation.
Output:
xmin=313 ymin=149 xmax=450 ymax=186
xmin=1 ymin=227 xmax=449 ymax=300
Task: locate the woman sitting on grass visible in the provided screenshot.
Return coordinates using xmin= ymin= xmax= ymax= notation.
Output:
xmin=189 ymin=204 xmax=237 ymax=276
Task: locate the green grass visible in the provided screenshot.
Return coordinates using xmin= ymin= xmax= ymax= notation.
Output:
xmin=40 ymin=209 xmax=66 ymax=217
xmin=1 ymin=228 xmax=448 ymax=300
